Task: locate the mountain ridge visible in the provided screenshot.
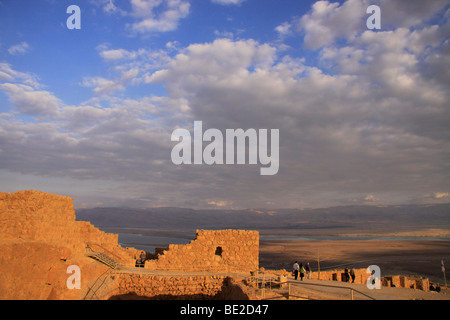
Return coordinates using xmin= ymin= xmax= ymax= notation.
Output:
xmin=75 ymin=203 xmax=450 ymax=233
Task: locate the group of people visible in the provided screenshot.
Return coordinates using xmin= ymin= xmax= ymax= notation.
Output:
xmin=344 ymin=266 xmax=356 ymax=283
xmin=292 ymin=261 xmax=311 ymax=281
xmin=292 ymin=262 xmax=357 ymax=283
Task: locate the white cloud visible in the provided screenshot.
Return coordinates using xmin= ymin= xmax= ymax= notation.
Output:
xmin=90 ymin=0 xmax=127 ymax=16
xmin=103 ymin=0 xmax=127 ymax=15
xmin=364 ymin=194 xmax=380 ymax=202
xmin=0 ymin=83 xmax=60 ymax=117
xmin=298 ymin=0 xmax=365 ymax=50
xmin=148 ymin=38 xmax=278 ymax=98
xmin=99 ymin=48 xmax=137 ymax=61
xmin=128 ymin=0 xmax=190 ymax=33
xmin=91 ymin=0 xmax=191 ymax=34
xmin=143 ymin=15 xmax=450 ymax=207
xmin=130 ymin=0 xmax=164 ymax=16
xmin=0 ymin=64 xmax=60 ymax=118
xmin=0 ymin=63 xmax=41 ymax=88
xmin=92 ymin=45 xmax=174 ymax=95
xmin=297 ymin=0 xmax=450 ymax=50
xmin=432 ymin=192 xmax=449 ymax=199
xmin=1 ymin=1 xmax=449 ymax=209
xmin=81 ymin=77 xmax=125 ymax=96
xmin=275 ymin=22 xmax=292 ymax=36
xmin=207 ymin=200 xmax=233 ymax=207
xmin=211 ymin=0 xmax=247 ymax=5
xmin=214 ymin=30 xmax=235 ymax=39
xmin=8 ymin=42 xmax=30 ymax=55
xmin=96 ymin=44 xmax=172 ymax=70
xmin=121 ymin=68 xmax=140 ymax=82
xmin=377 ymin=0 xmax=450 ymax=29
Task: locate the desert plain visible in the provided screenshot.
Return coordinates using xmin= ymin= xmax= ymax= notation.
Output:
xmin=259 ymin=228 xmax=450 ymax=284
xmin=81 ymin=205 xmax=450 ymax=288
xmin=106 ymin=226 xmax=450 ymax=284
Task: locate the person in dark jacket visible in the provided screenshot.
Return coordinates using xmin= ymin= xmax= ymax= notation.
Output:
xmin=350 ymin=267 xmax=356 ymax=283
xmin=344 ymin=267 xmax=350 ymax=282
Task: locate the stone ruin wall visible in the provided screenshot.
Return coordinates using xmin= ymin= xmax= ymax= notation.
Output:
xmin=0 ymin=190 xmax=130 ymax=261
xmin=0 ymin=191 xmax=260 ymax=272
xmin=307 ymin=268 xmax=429 ymax=291
xmin=0 ymin=190 xmax=260 ymax=299
xmin=310 ymin=268 xmax=369 ymax=284
xmin=106 ymin=274 xmax=253 ymax=300
xmin=144 ymin=230 xmax=259 ymax=274
xmin=381 ymin=275 xmax=430 ymax=291
xmin=0 ymin=190 xmax=136 ymax=299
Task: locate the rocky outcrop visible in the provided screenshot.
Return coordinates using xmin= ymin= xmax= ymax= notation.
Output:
xmin=0 ymin=190 xmax=134 ymax=299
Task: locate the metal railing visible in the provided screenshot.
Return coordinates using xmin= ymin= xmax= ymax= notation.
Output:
xmin=83 ymin=268 xmax=116 ymax=300
xmin=247 ymin=273 xmax=377 ymax=300
xmin=85 ymin=242 xmax=128 ymax=263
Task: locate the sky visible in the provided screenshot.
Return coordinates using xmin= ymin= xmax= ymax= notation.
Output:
xmin=0 ymin=0 xmax=449 ymax=209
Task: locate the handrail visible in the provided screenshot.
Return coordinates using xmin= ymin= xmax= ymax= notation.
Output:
xmin=83 ymin=268 xmax=114 ymax=300
xmin=245 ymin=273 xmax=377 ymax=300
xmin=85 ymin=242 xmax=127 ymax=263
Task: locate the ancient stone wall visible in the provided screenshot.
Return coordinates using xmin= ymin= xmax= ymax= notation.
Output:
xmin=0 ymin=190 xmax=129 ymax=261
xmin=108 ymin=274 xmax=252 ymax=300
xmin=307 ymin=268 xmax=430 ymax=291
xmin=0 ymin=191 xmax=261 ymax=299
xmin=382 ymin=275 xmax=430 ymax=291
xmin=310 ymin=268 xmax=369 ymax=284
xmin=0 ymin=190 xmax=134 ymax=299
xmin=144 ymin=230 xmax=259 ymax=273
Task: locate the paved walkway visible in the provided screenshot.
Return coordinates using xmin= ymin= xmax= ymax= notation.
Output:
xmin=280 ymin=277 xmax=449 ymax=300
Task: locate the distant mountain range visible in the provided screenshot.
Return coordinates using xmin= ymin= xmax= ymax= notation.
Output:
xmin=75 ymin=203 xmax=450 ymax=234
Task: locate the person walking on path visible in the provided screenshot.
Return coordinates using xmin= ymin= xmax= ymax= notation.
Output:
xmin=344 ymin=266 xmax=350 ymax=282
xmin=293 ymin=261 xmax=299 ymax=280
xmin=305 ymin=262 xmax=311 ymax=279
xmin=350 ymin=267 xmax=356 ymax=283
xmin=300 ymin=263 xmax=305 ymax=281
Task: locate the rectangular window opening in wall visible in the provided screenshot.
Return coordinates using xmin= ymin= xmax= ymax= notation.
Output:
xmin=215 ymin=246 xmax=223 ymax=257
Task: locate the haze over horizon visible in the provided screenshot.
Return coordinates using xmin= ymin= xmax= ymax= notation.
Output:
xmin=1 ymin=0 xmax=449 ymax=210
xmin=74 ymin=201 xmax=450 ymax=211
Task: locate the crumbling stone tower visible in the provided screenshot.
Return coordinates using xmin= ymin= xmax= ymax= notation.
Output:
xmin=145 ymin=229 xmax=259 ymax=273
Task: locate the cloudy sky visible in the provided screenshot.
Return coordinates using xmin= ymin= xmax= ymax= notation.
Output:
xmin=0 ymin=0 xmax=449 ymax=209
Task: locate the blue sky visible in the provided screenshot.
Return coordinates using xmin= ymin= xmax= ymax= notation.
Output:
xmin=1 ymin=0 xmax=313 ymax=106
xmin=1 ymin=0 xmax=449 ymax=209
